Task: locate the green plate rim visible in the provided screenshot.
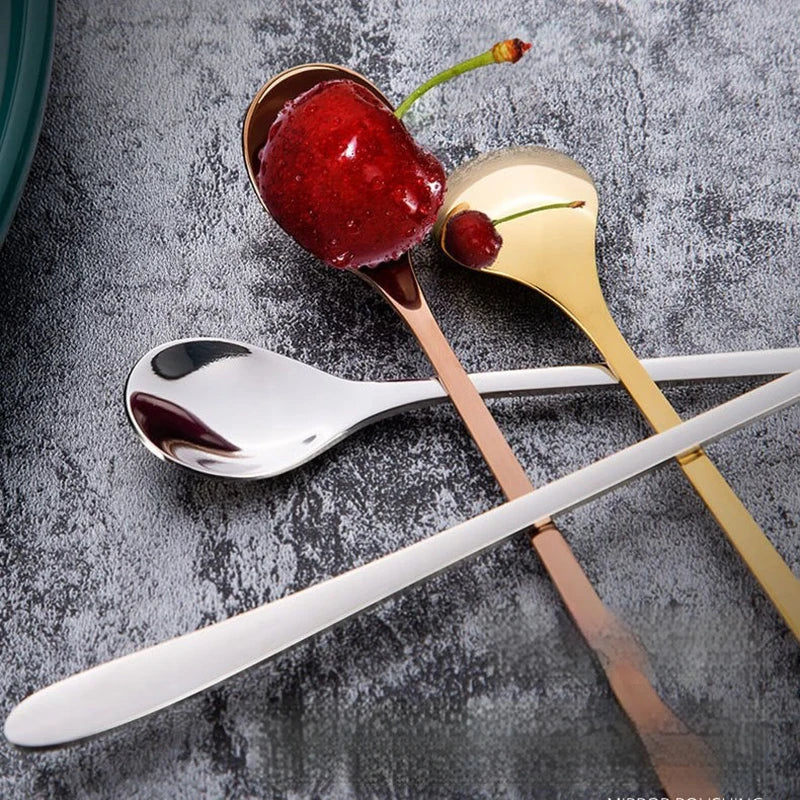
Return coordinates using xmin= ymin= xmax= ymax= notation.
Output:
xmin=0 ymin=0 xmax=56 ymax=250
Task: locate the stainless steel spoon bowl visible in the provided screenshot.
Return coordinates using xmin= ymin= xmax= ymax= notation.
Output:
xmin=125 ymin=337 xmax=439 ymax=479
xmin=125 ymin=338 xmax=800 ymax=479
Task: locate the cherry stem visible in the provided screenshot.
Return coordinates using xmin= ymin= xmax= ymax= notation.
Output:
xmin=492 ymin=200 xmax=585 ymax=226
xmin=395 ymin=39 xmax=531 ymax=120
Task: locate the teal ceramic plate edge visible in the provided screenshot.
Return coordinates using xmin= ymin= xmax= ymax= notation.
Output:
xmin=0 ymin=0 xmax=56 ymax=250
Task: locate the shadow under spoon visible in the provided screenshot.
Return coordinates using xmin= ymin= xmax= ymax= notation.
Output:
xmin=242 ymin=65 xmax=719 ymax=796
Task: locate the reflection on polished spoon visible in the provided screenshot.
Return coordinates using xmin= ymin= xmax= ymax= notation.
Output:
xmin=243 ymin=65 xmax=718 ymax=795
xmin=125 ymin=337 xmax=800 ymax=480
xmin=436 ymin=144 xmax=800 ymax=640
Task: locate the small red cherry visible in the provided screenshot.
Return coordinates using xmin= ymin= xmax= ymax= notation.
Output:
xmin=442 ymin=201 xmax=586 ymax=269
xmin=442 ymin=210 xmax=503 ymax=269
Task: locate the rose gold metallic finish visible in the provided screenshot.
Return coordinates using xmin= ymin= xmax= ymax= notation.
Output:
xmin=437 ymin=145 xmax=800 ymax=643
xmin=357 ymin=258 xmax=534 ymax=499
xmin=243 ymin=67 xmax=718 ymax=798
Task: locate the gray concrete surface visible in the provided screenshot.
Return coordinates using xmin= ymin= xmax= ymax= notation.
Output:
xmin=1 ymin=1 xmax=798 ymax=797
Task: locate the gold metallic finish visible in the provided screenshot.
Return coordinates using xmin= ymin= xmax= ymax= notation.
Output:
xmin=676 ymin=447 xmax=705 ymax=468
xmin=244 ymin=68 xmax=719 ymax=797
xmin=438 ymin=144 xmax=800 ymax=640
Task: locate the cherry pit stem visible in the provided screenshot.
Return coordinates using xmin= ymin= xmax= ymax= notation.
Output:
xmin=395 ymin=39 xmax=531 ymax=120
xmin=493 ymin=200 xmax=585 ymax=226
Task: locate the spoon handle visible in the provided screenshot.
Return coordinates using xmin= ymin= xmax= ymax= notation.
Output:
xmin=359 ymin=259 xmax=531 ymax=496
xmin=371 ymin=348 xmax=800 ymax=413
xmin=579 ymin=300 xmax=800 ymax=640
xmin=359 ymin=257 xmax=720 ymax=797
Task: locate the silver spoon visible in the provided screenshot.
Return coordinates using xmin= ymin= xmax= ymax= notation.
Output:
xmin=125 ymin=337 xmax=800 ymax=479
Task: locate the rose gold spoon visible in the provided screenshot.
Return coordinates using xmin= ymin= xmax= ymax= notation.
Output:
xmin=243 ymin=65 xmax=718 ymax=796
xmin=437 ymin=145 xmax=800 ymax=641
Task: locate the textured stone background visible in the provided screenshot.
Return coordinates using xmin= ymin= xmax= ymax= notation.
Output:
xmin=1 ymin=0 xmax=799 ymax=797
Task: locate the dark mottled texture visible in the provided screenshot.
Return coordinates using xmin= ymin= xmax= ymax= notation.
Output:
xmin=1 ymin=1 xmax=798 ymax=797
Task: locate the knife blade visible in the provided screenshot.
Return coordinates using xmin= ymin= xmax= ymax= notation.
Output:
xmin=6 ymin=369 xmax=800 ymax=748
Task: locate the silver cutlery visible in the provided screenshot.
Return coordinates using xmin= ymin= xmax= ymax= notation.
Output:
xmin=8 ymin=368 xmax=799 ymax=748
xmin=125 ymin=338 xmax=800 ymax=479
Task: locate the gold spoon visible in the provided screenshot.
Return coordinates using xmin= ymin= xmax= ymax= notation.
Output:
xmin=437 ymin=144 xmax=800 ymax=640
xmin=243 ymin=66 xmax=719 ymax=795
